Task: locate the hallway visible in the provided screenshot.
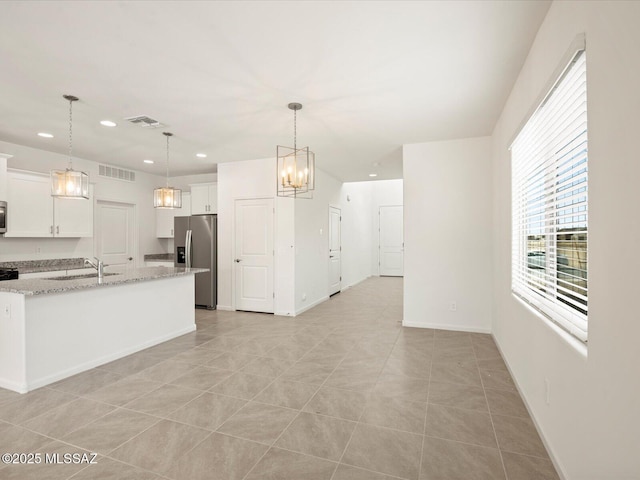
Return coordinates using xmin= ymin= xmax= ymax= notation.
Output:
xmin=0 ymin=277 xmax=558 ymax=479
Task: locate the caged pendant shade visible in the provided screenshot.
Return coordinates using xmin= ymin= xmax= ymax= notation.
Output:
xmin=277 ymin=103 xmax=315 ymax=199
xmin=153 ymin=132 xmax=182 ymax=209
xmin=51 ymin=95 xmax=89 ymax=199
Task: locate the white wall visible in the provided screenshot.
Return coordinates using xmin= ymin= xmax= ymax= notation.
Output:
xmin=371 ymin=179 xmax=404 ymax=276
xmin=491 ymin=2 xmax=640 ymax=478
xmin=294 ymin=168 xmax=342 ymax=314
xmin=0 ymin=153 xmax=9 ymax=201
xmin=341 ymin=179 xmax=404 ymax=286
xmin=217 ymin=157 xmax=295 ymax=315
xmin=172 ymin=172 xmax=217 ymax=191
xmin=403 ymin=137 xmax=493 ymax=333
xmin=341 ymin=182 xmax=374 ymax=288
xmin=0 ymin=140 xmax=166 ymax=265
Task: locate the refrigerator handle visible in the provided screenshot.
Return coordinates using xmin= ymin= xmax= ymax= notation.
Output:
xmin=186 ymin=230 xmax=193 ymax=268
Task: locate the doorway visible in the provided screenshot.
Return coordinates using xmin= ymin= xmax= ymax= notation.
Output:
xmin=329 ymin=205 xmax=342 ymax=295
xmin=95 ymin=200 xmax=136 ymax=271
xmin=379 ymin=205 xmax=404 ymax=276
xmin=234 ymin=198 xmax=274 ymax=313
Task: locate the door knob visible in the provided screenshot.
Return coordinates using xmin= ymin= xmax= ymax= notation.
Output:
xmin=234 ymin=259 xmax=242 ymax=263
xmin=128 ymin=257 xmax=133 ymax=261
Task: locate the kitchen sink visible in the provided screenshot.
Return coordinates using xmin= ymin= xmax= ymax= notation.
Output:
xmin=47 ymin=273 xmax=120 ymax=280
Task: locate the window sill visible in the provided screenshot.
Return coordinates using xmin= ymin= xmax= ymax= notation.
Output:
xmin=512 ymin=292 xmax=588 ymax=359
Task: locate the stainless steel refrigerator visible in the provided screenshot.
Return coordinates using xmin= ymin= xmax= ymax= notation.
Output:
xmin=174 ymin=215 xmax=217 ymax=309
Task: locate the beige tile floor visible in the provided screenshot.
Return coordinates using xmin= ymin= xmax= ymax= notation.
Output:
xmin=0 ymin=277 xmax=560 ymax=480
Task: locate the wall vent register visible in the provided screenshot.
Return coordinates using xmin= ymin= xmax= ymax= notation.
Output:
xmin=99 ymin=165 xmax=136 ymax=182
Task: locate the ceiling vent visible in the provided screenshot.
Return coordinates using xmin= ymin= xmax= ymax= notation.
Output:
xmin=124 ymin=115 xmax=165 ymax=128
xmin=99 ymin=164 xmax=136 ymax=182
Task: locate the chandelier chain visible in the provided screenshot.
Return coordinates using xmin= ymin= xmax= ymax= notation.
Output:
xmin=293 ymin=107 xmax=297 ymax=151
xmin=68 ymin=98 xmax=73 ymax=166
xmin=165 ymin=134 xmax=170 ymax=188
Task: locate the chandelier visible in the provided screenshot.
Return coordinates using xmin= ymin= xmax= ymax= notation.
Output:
xmin=153 ymin=132 xmax=182 ymax=208
xmin=277 ymin=102 xmax=315 ymax=198
xmin=51 ymin=95 xmax=89 ymax=199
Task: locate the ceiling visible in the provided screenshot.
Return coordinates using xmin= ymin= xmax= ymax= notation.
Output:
xmin=0 ymin=1 xmax=550 ymax=182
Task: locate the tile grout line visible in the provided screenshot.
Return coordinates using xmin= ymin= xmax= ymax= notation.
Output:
xmin=328 ymin=318 xmax=407 ymax=480
xmin=418 ymin=333 xmax=436 ymax=480
xmin=239 ymin=309 xmax=399 ymax=480
xmin=239 ymin=315 xmax=352 ymax=480
xmin=475 ymin=340 xmax=510 ymax=480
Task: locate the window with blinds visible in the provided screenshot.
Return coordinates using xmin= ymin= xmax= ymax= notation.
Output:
xmin=511 ymin=49 xmax=588 ymax=343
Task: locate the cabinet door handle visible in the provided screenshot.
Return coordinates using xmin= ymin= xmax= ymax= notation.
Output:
xmin=56 ymin=226 xmax=59 ymax=234
xmin=50 ymin=225 xmax=53 ymax=234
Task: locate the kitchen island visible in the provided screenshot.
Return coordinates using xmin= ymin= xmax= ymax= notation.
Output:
xmin=0 ymin=267 xmax=206 ymax=393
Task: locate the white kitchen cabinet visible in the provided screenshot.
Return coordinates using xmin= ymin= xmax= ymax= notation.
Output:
xmin=54 ymin=186 xmax=94 ymax=237
xmin=156 ymin=192 xmax=190 ymax=238
xmin=5 ymin=171 xmax=52 ymax=237
xmin=6 ymin=170 xmax=94 ymax=238
xmin=189 ymin=183 xmax=217 ymax=214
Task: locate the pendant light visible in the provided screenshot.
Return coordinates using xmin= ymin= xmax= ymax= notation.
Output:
xmin=51 ymin=95 xmax=89 ymax=199
xmin=153 ymin=132 xmax=182 ymax=208
xmin=277 ymin=102 xmax=315 ymax=199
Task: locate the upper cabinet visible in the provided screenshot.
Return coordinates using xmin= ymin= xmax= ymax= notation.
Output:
xmin=156 ymin=192 xmax=190 ymax=238
xmin=190 ymin=183 xmax=217 ymax=214
xmin=5 ymin=170 xmax=94 ymax=238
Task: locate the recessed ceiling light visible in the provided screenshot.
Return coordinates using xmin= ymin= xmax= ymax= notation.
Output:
xmin=38 ymin=132 xmax=54 ymax=138
xmin=369 ymin=173 xmax=378 ymax=177
xmin=196 ymin=153 xmax=207 ymax=158
xmin=100 ymin=120 xmax=117 ymax=127
xmin=143 ymin=159 xmax=154 ymax=164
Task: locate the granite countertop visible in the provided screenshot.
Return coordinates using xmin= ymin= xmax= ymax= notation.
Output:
xmin=0 ymin=255 xmax=176 ymax=273
xmin=0 ymin=258 xmax=87 ymax=274
xmin=0 ymin=266 xmax=208 ymax=296
xmin=143 ymin=253 xmax=175 ymax=262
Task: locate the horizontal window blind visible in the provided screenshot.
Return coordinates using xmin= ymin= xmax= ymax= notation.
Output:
xmin=511 ymin=50 xmax=588 ymax=342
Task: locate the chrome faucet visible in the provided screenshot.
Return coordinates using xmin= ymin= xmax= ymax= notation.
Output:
xmin=84 ymin=257 xmax=104 ymax=280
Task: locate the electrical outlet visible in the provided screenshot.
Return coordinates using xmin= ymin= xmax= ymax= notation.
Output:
xmin=545 ymin=378 xmax=550 ymax=405
xmin=302 ymin=293 xmax=307 ymax=301
xmin=36 ymin=246 xmax=41 ymax=254
xmin=449 ymin=302 xmax=457 ymax=312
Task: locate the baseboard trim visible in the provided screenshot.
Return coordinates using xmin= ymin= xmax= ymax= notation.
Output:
xmin=402 ymin=320 xmax=491 ymax=334
xmin=17 ymin=324 xmax=196 ymax=393
xmin=341 ymin=275 xmax=371 ymax=291
xmin=0 ymin=378 xmax=28 ymax=394
xmin=295 ymin=295 xmax=330 ymax=316
xmin=492 ymin=336 xmax=567 ymax=480
xmin=216 ymin=305 xmax=234 ymax=311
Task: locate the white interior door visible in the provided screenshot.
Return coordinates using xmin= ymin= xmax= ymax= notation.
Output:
xmin=95 ymin=200 xmax=136 ymax=271
xmin=329 ymin=206 xmax=341 ymax=295
xmin=379 ymin=205 xmax=404 ymax=276
xmin=234 ymin=198 xmax=274 ymax=313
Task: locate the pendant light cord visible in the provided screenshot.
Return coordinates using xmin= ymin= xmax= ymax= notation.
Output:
xmin=293 ymin=107 xmax=297 ymax=151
